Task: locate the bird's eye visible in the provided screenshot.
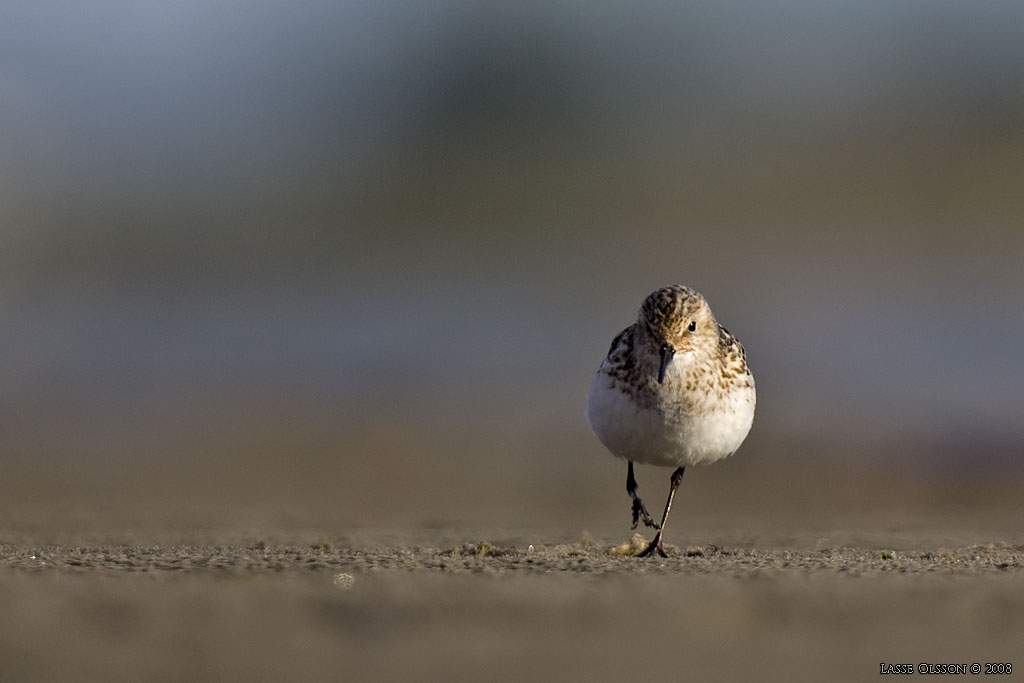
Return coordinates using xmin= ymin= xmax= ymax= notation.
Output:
xmin=688 ymin=321 xmax=697 ymax=332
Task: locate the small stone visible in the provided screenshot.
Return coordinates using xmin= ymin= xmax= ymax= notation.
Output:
xmin=608 ymin=533 xmax=649 ymax=556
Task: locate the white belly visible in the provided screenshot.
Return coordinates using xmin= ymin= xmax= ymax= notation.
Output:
xmin=586 ymin=373 xmax=755 ymax=468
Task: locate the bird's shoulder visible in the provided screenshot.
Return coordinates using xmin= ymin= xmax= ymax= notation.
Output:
xmin=605 ymin=324 xmax=635 ymax=360
xmin=599 ymin=324 xmax=644 ymax=384
xmin=716 ymin=324 xmax=751 ymax=377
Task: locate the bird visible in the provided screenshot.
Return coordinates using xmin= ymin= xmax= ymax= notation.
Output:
xmin=586 ymin=285 xmax=755 ymax=557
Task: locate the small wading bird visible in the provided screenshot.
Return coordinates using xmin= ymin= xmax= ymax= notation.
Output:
xmin=586 ymin=285 xmax=755 ymax=557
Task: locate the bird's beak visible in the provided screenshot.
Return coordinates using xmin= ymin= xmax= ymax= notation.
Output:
xmin=658 ymin=342 xmax=675 ymax=384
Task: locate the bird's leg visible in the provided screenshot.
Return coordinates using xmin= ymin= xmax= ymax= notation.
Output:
xmin=638 ymin=467 xmax=686 ymax=558
xmin=627 ymin=461 xmax=658 ymax=529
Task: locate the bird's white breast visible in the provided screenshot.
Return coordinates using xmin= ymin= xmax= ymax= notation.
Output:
xmin=586 ymin=363 xmax=755 ymax=469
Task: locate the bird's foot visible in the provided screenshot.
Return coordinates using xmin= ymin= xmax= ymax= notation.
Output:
xmin=631 ymin=497 xmax=659 ymax=530
xmin=637 ymin=533 xmax=668 ymax=558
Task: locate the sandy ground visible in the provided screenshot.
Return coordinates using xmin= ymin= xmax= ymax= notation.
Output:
xmin=2 ymin=442 xmax=1022 ymax=683
xmin=3 ymin=538 xmax=1023 ymax=575
xmin=2 ymin=537 xmax=1022 ymax=683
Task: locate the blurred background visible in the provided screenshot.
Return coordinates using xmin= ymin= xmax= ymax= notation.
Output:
xmin=2 ymin=0 xmax=1022 ymax=545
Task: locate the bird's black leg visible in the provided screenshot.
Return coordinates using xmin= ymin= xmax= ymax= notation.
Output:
xmin=626 ymin=461 xmax=658 ymax=529
xmin=638 ymin=467 xmax=686 ymax=558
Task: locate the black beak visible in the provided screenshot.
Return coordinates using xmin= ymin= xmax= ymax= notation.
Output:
xmin=658 ymin=342 xmax=675 ymax=384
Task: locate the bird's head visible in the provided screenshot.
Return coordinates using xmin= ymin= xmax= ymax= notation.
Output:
xmin=637 ymin=285 xmax=717 ymax=383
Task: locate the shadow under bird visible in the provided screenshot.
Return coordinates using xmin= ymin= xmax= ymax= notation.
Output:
xmin=586 ymin=285 xmax=755 ymax=557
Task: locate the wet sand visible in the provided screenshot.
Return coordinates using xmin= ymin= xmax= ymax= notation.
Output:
xmin=2 ymin=443 xmax=1022 ymax=682
xmin=3 ymin=538 xmax=1023 ymax=576
xmin=2 ymin=537 xmax=1022 ymax=683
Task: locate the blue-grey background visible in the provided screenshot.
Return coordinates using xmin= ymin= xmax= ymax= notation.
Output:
xmin=2 ymin=0 xmax=1022 ymax=542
